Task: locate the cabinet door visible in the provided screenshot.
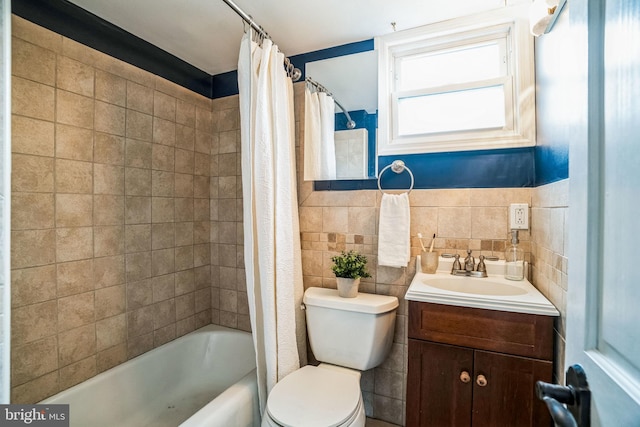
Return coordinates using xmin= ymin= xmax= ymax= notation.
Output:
xmin=407 ymin=339 xmax=473 ymax=427
xmin=472 ymin=350 xmax=552 ymax=427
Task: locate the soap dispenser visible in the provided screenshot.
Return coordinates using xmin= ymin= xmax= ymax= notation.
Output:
xmin=504 ymin=230 xmax=524 ymax=281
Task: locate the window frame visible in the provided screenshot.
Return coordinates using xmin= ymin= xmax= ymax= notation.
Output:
xmin=376 ymin=5 xmax=535 ymax=155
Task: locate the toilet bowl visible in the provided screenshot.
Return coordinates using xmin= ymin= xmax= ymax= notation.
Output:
xmin=261 ymin=288 xmax=398 ymax=427
xmin=262 ymin=365 xmax=365 ymax=427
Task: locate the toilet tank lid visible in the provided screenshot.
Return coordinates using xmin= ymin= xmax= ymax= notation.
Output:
xmin=303 ymin=287 xmax=399 ymax=314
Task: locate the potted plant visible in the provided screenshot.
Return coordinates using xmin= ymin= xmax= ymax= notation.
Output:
xmin=331 ymin=250 xmax=372 ymax=298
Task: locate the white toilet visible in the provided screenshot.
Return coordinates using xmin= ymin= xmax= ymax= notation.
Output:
xmin=262 ymin=287 xmax=399 ymax=427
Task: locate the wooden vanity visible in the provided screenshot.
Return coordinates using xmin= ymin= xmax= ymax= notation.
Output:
xmin=406 ymin=301 xmax=554 ymax=427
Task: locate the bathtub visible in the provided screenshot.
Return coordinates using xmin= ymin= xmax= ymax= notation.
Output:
xmin=42 ymin=324 xmax=260 ymax=427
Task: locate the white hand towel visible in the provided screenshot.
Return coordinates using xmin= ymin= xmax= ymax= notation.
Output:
xmin=378 ymin=192 xmax=411 ymax=268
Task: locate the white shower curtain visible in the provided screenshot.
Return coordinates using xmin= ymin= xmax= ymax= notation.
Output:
xmin=237 ymin=31 xmax=306 ymax=414
xmin=304 ymin=87 xmax=336 ymax=180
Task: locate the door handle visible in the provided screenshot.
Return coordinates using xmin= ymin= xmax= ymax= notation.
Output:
xmin=539 ymin=396 xmax=578 ymax=427
xmin=476 ymin=374 xmax=487 ymax=387
xmin=460 ymin=371 xmax=471 ymax=383
xmin=536 ymin=364 xmax=591 ymax=427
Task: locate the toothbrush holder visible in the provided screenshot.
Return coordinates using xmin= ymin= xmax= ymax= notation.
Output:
xmin=420 ymin=252 xmax=439 ymax=274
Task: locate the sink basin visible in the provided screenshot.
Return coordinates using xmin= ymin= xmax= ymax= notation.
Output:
xmin=405 ymin=256 xmax=559 ymax=316
xmin=423 ymin=277 xmax=528 ymax=296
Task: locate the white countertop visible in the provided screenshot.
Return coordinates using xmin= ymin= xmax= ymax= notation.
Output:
xmin=406 ymin=256 xmax=560 ymax=317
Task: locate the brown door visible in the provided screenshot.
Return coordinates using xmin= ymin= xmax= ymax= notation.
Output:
xmin=472 ymin=350 xmax=552 ymax=427
xmin=407 ymin=339 xmax=473 ymax=427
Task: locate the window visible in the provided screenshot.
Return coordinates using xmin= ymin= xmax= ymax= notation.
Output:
xmin=377 ymin=6 xmax=535 ymax=155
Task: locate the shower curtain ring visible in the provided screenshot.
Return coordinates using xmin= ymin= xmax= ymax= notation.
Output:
xmin=258 ymin=28 xmax=267 ymax=44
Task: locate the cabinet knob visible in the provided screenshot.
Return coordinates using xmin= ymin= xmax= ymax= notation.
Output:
xmin=476 ymin=374 xmax=488 ymax=387
xmin=460 ymin=371 xmax=471 ymax=383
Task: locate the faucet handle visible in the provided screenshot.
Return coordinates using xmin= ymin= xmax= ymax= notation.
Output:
xmin=452 ymin=253 xmax=462 ymax=272
xmin=476 ymin=255 xmax=486 ymax=273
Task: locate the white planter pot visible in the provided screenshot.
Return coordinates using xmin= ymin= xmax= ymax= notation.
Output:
xmin=336 ymin=277 xmax=360 ymax=298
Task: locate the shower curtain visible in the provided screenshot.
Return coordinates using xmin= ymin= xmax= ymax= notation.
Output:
xmin=237 ymin=31 xmax=306 ymax=414
xmin=304 ymin=88 xmax=337 ymax=180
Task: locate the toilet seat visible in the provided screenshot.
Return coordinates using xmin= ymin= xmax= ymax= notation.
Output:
xmin=265 ymin=365 xmax=362 ymax=427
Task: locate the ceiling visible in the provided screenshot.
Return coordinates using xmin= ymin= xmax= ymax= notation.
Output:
xmin=67 ymin=0 xmax=506 ymax=76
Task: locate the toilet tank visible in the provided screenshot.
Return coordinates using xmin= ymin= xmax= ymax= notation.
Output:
xmin=303 ymin=287 xmax=399 ymax=371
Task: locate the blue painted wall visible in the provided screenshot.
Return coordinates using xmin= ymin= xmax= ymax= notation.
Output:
xmin=378 ymin=149 xmax=535 ymax=189
xmin=315 ymin=148 xmax=535 ymax=191
xmin=535 ymin=140 xmax=569 ymax=186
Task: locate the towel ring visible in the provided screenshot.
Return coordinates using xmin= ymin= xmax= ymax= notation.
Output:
xmin=377 ymin=160 xmax=415 ymax=194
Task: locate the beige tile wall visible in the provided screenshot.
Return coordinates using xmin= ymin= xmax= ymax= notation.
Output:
xmin=209 ymin=94 xmax=251 ymax=332
xmin=10 ymin=16 xmax=214 ymax=403
xmin=297 ymin=187 xmax=535 ymax=424
xmin=531 ymin=179 xmax=569 ymax=384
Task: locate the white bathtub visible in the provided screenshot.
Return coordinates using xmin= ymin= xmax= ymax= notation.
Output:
xmin=42 ymin=324 xmax=260 ymax=427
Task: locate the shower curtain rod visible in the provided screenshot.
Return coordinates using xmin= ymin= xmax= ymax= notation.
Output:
xmin=221 ymin=0 xmax=302 ymax=81
xmin=306 ymin=77 xmax=356 ymax=129
xmin=221 ymin=0 xmax=268 ymax=40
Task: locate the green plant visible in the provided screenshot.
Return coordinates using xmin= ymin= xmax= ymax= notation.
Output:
xmin=331 ymin=250 xmax=372 ymax=279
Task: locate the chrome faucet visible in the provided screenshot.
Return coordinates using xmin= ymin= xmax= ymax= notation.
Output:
xmin=442 ymin=252 xmax=497 ymax=278
xmin=464 ymin=249 xmax=475 ymax=272
xmin=451 ymin=253 xmax=485 ymax=277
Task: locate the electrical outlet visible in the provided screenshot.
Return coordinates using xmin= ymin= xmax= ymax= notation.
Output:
xmin=510 ymin=203 xmax=529 ymax=230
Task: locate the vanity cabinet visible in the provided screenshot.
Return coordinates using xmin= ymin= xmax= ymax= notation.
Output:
xmin=407 ymin=301 xmax=554 ymax=427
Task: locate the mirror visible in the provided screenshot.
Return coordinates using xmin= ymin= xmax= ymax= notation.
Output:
xmin=304 ymin=50 xmax=378 ymax=180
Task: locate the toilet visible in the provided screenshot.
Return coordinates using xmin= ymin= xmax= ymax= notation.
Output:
xmin=262 ymin=287 xmax=399 ymax=427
